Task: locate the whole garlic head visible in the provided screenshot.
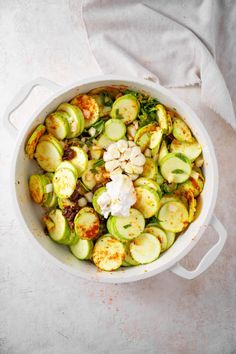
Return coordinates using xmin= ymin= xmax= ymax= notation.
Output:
xmin=103 ymin=140 xmax=146 ymax=180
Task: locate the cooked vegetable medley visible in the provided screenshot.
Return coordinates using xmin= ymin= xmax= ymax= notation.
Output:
xmin=26 ymin=86 xmax=205 ymax=271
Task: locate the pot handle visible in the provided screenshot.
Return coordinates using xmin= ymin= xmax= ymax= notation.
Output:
xmin=170 ymin=215 xmax=227 ymax=279
xmin=4 ymin=77 xmax=61 ymax=137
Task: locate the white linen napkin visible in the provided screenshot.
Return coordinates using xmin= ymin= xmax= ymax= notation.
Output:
xmin=82 ymin=0 xmax=236 ymax=128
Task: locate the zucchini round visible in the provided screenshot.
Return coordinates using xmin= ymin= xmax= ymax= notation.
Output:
xmin=35 ymin=140 xmax=63 ymax=172
xmin=170 ymin=139 xmax=202 ymax=161
xmin=74 ymin=207 xmax=100 ymax=240
xmin=111 ymin=208 xmax=145 ymax=241
xmin=173 ymin=117 xmax=193 ymax=142
xmin=43 ymin=209 xmax=72 ymax=244
xmin=134 ymin=185 xmax=160 ymax=218
xmin=25 ymin=124 xmax=46 ymax=159
xmin=160 ymin=152 xmax=192 ymax=183
xmin=53 ymin=167 xmax=77 ymax=198
xmin=145 ymin=225 xmax=168 ymax=252
xmin=70 ymin=238 xmax=94 ymax=260
xmin=92 ymin=186 xmax=107 ymax=215
xmin=71 ymin=94 xmax=99 ymax=128
xmin=45 ymin=112 xmax=69 ymax=140
xmin=130 ymin=233 xmax=161 ymax=264
xmin=93 ymin=235 xmax=125 ymax=271
xmin=58 ymin=103 xmax=84 ymax=137
xmin=110 ymin=94 xmax=140 ymax=125
xmin=104 ymin=119 xmax=126 ymax=141
xmin=158 ymin=201 xmax=189 ymax=232
xmin=141 ymin=157 xmax=157 ymax=180
xmin=69 ymin=146 xmax=88 ymax=176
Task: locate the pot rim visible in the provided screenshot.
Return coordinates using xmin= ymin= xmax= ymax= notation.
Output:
xmin=11 ymin=75 xmax=218 ymax=283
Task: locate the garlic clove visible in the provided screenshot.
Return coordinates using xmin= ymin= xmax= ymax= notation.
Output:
xmin=131 ymin=154 xmax=146 ymax=166
xmin=132 ymin=165 xmax=144 ymax=174
xmin=129 ymin=174 xmax=139 ymax=180
xmin=130 ymin=146 xmax=141 ymax=159
xmin=105 ymin=160 xmax=120 ymax=172
xmin=117 ymin=139 xmax=128 ymax=153
xmin=124 ymin=162 xmax=133 ymax=174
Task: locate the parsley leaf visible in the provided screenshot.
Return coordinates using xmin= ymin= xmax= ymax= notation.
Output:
xmin=93 ymin=159 xmax=105 ymax=168
xmin=123 ymin=224 xmax=131 ymax=229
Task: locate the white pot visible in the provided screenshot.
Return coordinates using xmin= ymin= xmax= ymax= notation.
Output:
xmin=4 ymin=76 xmax=227 ymax=283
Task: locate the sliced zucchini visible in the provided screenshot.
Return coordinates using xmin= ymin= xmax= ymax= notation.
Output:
xmin=158 ymin=201 xmax=189 ymax=232
xmin=56 ymin=160 xmax=79 ymax=179
xmin=53 ymin=167 xmax=77 ymax=198
xmin=81 ymin=160 xmax=108 ymax=190
xmin=130 ymin=233 xmax=161 ymax=264
xmin=110 ymin=94 xmax=140 ymax=125
xmin=166 ymin=111 xmax=173 ymax=135
xmin=89 ymin=145 xmax=103 ymax=160
xmin=134 ymin=185 xmax=160 ymax=218
xmin=194 ymin=154 xmax=204 ymax=168
xmin=69 ymin=146 xmax=88 ymax=176
xmin=173 ymin=117 xmax=193 ymax=142
xmin=110 ymin=208 xmax=145 ymax=241
xmin=187 ymin=190 xmax=197 ymax=222
xmin=58 ymin=103 xmax=84 ymax=137
xmin=123 ymin=242 xmax=139 ymax=266
xmin=141 ymin=157 xmax=157 ymax=180
xmin=150 ymin=128 xmax=163 ymax=159
xmin=92 ymin=187 xmax=107 ymax=215
xmin=91 ymin=94 xmax=112 ymax=117
xmin=43 ymin=192 xmax=58 ymax=208
xmin=58 ymin=197 xmax=76 ymax=210
xmin=104 ymin=119 xmax=126 ymax=141
xmin=35 ymin=140 xmax=63 ymax=172
xmin=144 ymin=225 xmax=168 ymax=252
xmin=43 ymin=209 xmax=71 ymax=244
xmin=45 ymin=112 xmax=69 ymax=140
xmin=39 ymin=134 xmax=64 ymax=155
xmin=93 ymin=235 xmax=125 ymax=271
xmin=156 ymin=169 xmax=164 ymax=185
xmin=160 ymin=153 xmax=192 ymax=183
xmin=74 ymin=207 xmax=100 ymax=240
xmin=81 ymin=160 xmax=98 ymax=190
xmin=134 ymin=123 xmax=157 ymax=152
xmin=166 ymin=231 xmax=176 ymax=249
xmin=156 ymin=104 xmax=168 ymax=134
xmin=29 ymin=174 xmax=48 ymax=204
xmin=178 ymin=172 xmax=204 ymax=197
xmin=97 ymin=134 xmax=113 ymax=149
xmin=158 ymin=140 xmax=168 ymax=165
xmin=42 ymin=173 xmax=58 ymax=208
xmin=25 ymin=124 xmax=46 ymax=159
xmin=134 ymin=177 xmax=161 ymax=196
xmin=161 ymin=182 xmax=177 ymax=194
xmin=170 ymin=139 xmax=202 ymax=161
xmin=71 ymin=94 xmax=99 ymax=128
xmin=70 ymin=238 xmax=93 ymax=260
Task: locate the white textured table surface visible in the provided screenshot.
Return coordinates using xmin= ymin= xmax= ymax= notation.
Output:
xmin=0 ymin=2 xmax=236 ymax=354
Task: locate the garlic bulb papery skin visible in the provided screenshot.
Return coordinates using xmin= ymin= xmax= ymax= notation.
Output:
xmin=103 ymin=140 xmax=146 ymax=180
xmin=97 ymin=174 xmax=137 ymax=218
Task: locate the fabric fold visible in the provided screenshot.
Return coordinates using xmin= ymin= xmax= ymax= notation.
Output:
xmin=82 ymin=0 xmax=235 ymax=128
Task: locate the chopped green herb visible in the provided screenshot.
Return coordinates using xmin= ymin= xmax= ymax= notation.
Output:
xmin=175 ymin=153 xmax=189 ymax=163
xmin=172 ymin=169 xmax=184 ymax=174
xmin=90 ymin=168 xmax=99 ymax=174
xmin=123 ymin=224 xmax=132 ymax=229
xmin=93 ymin=159 xmax=105 ymax=168
xmin=115 ymin=108 xmax=124 ymax=120
xmin=85 ymin=137 xmax=94 ymax=147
